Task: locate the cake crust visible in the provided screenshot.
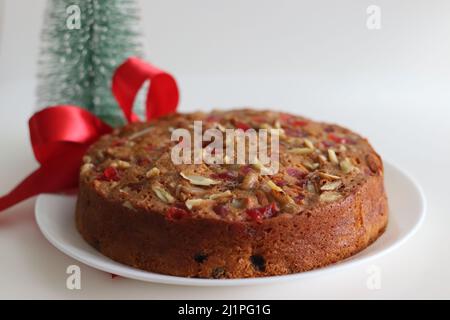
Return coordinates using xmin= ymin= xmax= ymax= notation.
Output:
xmin=75 ymin=109 xmax=388 ymax=278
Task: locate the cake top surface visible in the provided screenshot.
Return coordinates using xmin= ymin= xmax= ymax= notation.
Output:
xmin=80 ymin=109 xmax=383 ymax=222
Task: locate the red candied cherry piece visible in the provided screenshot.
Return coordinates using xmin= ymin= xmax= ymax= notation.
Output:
xmin=137 ymin=157 xmax=151 ymax=166
xmin=213 ymin=204 xmax=229 ymax=217
xmin=234 ymin=121 xmax=252 ymax=131
xmin=240 ymin=165 xmax=252 ymax=175
xmin=290 ymin=120 xmax=309 ymax=127
xmin=272 ymin=177 xmax=287 ymax=187
xmin=251 ymin=116 xmax=266 ymax=123
xmin=279 ymin=113 xmax=309 ymax=127
xmin=246 ymin=202 xmax=279 ymax=222
xmin=284 ymin=127 xmax=306 ymax=137
xmin=264 ymin=202 xmax=280 ymax=218
xmin=279 ymin=113 xmax=292 ymax=122
xmin=294 ymin=194 xmax=305 ymax=204
xmin=246 ymin=207 xmax=263 ymax=223
xmin=211 ymin=171 xmax=237 ymax=181
xmin=322 ymin=140 xmax=334 ymax=148
xmin=111 ymin=138 xmax=127 ymax=147
xmin=100 ymin=166 xmax=120 ymax=181
xmin=297 ymin=178 xmax=308 ymax=188
xmin=286 ymin=167 xmax=307 ymax=180
xmin=206 ymin=115 xmax=221 ymax=122
xmin=328 ymin=133 xmax=345 ymax=144
xmin=328 ymin=133 xmax=355 ymax=144
xmin=166 ymin=206 xmax=190 ymax=221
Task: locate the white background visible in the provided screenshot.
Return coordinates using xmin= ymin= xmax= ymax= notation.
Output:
xmin=0 ymin=0 xmax=449 ymax=299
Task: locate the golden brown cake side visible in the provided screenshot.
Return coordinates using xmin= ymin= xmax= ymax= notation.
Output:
xmin=76 ymin=172 xmax=387 ymax=278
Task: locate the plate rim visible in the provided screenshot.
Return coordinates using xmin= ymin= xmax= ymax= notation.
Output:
xmin=35 ymin=160 xmax=427 ymax=286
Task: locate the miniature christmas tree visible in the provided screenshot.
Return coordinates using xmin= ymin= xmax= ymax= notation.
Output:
xmin=37 ymin=0 xmax=142 ymax=126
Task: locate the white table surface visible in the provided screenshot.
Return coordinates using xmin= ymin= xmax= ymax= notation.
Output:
xmin=0 ymin=74 xmax=448 ymax=299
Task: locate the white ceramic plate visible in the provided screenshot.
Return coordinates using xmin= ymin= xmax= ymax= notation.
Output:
xmin=35 ymin=161 xmax=426 ymax=286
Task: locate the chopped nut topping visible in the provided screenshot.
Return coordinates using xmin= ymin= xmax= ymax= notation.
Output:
xmin=366 ymin=154 xmax=381 ymax=174
xmin=185 ymin=198 xmax=210 ymax=210
xmin=306 ymin=181 xmax=317 ymax=194
xmin=122 ymin=200 xmax=136 ymax=211
xmin=126 ymin=141 xmax=136 ymax=147
xmin=320 ymin=180 xmax=343 ymax=191
xmin=265 ymin=180 xmax=295 ymax=206
xmin=304 ymin=138 xmax=315 ymax=150
xmin=283 ymin=202 xmax=299 ymax=213
xmin=241 ymin=171 xmax=259 ymax=190
xmin=109 ymin=181 xmax=119 ymax=189
xmin=81 ymin=110 xmax=378 ymax=222
xmin=111 ymin=160 xmax=131 ymax=169
xmin=270 ymin=128 xmax=285 ymax=137
xmin=251 ymin=159 xmax=272 ymax=175
xmin=303 ymin=161 xmax=320 ymax=171
xmin=180 ymin=172 xmax=221 ymax=186
xmin=320 ymin=191 xmax=342 ymax=202
xmin=223 ymin=154 xmax=232 ymax=164
xmin=231 ymin=198 xmax=245 ymax=209
xmin=270 ymin=189 xmax=295 ymax=206
xmin=340 ymin=158 xmax=354 ymax=174
xmin=288 ymin=147 xmax=314 ymax=155
xmin=266 ymin=180 xmax=283 ymax=193
xmin=209 ymin=190 xmax=233 ymax=200
xmin=95 ymin=150 xmax=105 ymax=161
xmin=82 ymin=155 xmax=92 ymax=163
xmin=328 ymin=149 xmax=339 ymax=164
xmin=318 ymin=172 xmax=341 ymax=180
xmin=318 ymin=154 xmax=328 ymax=164
xmin=128 ymin=127 xmax=153 ymax=140
xmin=179 ymin=185 xmax=207 ymax=196
xmin=152 ymin=185 xmax=175 ymax=204
xmin=146 ymin=167 xmax=160 ymax=178
xmin=80 ymin=163 xmax=94 ymax=175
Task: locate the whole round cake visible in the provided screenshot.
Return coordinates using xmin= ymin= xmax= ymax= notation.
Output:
xmin=75 ymin=109 xmax=388 ymax=278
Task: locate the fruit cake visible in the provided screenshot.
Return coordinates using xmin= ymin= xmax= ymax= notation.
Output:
xmin=75 ymin=109 xmax=388 ymax=278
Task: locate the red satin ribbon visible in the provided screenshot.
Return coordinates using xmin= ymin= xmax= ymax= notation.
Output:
xmin=0 ymin=57 xmax=179 ymax=212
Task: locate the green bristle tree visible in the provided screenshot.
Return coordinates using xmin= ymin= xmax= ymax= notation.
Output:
xmin=37 ymin=0 xmax=143 ymax=126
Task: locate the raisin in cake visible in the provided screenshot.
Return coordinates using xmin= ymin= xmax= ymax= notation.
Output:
xmin=75 ymin=109 xmax=388 ymax=278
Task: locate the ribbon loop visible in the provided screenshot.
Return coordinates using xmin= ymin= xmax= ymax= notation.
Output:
xmin=29 ymin=105 xmax=112 ymax=164
xmin=112 ymin=57 xmax=179 ymax=123
xmin=0 ymin=58 xmax=179 ymax=212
